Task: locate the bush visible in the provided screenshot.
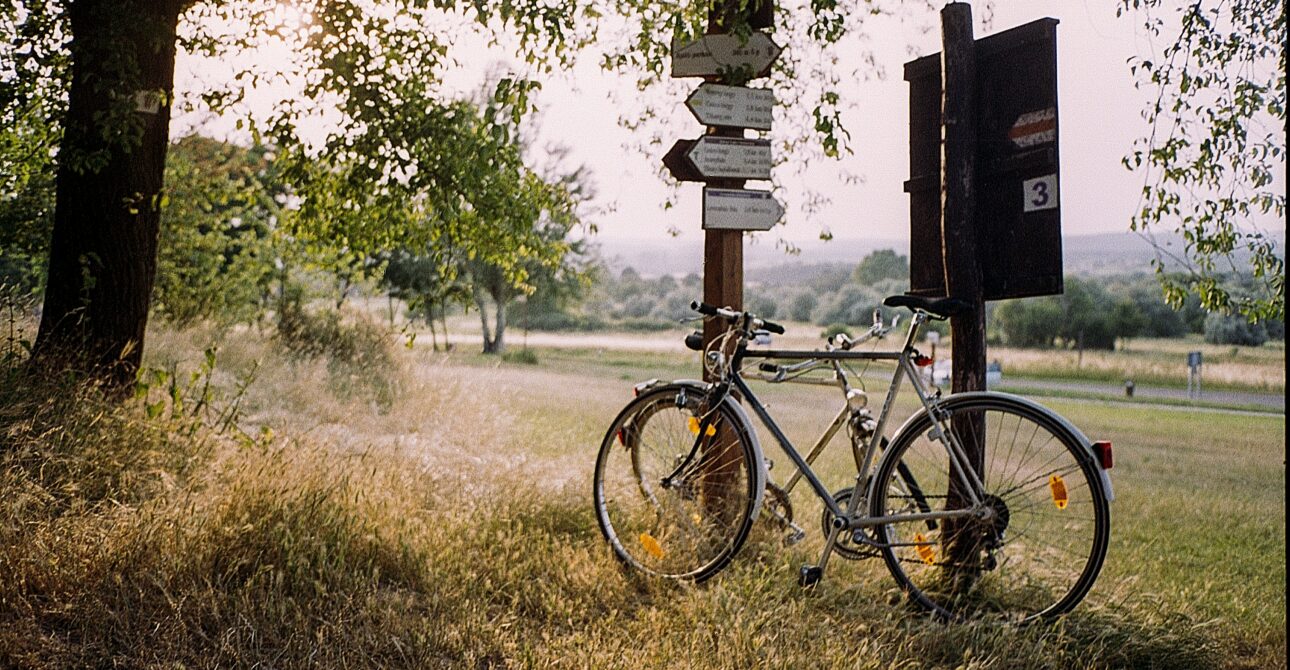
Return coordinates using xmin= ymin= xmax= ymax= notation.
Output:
xmin=520 ymin=309 xmax=608 ymax=332
xmin=503 ymin=348 xmax=540 ymax=365
xmin=787 ymin=291 xmax=816 ymax=322
xmin=810 ymin=284 xmax=885 ymax=326
xmin=821 ymin=323 xmax=853 ymax=339
xmin=619 ymin=317 xmax=677 ymax=332
xmin=276 ymin=302 xmax=397 ymax=404
xmin=1204 ymin=313 xmax=1269 ymax=346
xmin=619 ymin=294 xmax=656 ymax=319
xmin=746 ymin=294 xmax=778 ymax=320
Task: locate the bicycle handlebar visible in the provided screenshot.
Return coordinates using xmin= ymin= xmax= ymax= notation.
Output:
xmin=690 ymin=301 xmax=785 ymax=335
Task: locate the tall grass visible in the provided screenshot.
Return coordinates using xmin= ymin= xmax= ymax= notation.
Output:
xmin=0 ymin=317 xmax=1279 ymax=668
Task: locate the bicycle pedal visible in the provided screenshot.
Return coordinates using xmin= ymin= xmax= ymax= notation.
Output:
xmin=797 ymin=565 xmax=823 ymax=588
xmin=783 ymin=524 xmax=806 ymax=546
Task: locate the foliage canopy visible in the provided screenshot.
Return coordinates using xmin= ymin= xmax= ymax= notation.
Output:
xmin=1120 ymin=0 xmax=1286 ymax=322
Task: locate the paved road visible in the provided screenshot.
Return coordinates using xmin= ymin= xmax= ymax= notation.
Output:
xmin=993 ymin=377 xmax=1285 ymax=412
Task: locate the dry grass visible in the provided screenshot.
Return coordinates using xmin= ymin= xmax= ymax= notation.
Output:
xmin=989 ymin=338 xmax=1285 ymax=392
xmin=0 ymin=319 xmax=1281 ymax=669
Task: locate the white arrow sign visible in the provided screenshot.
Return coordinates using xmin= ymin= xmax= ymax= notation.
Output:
xmin=687 ymin=137 xmax=772 ymax=180
xmin=685 ymin=84 xmax=775 ymax=131
xmin=671 ymin=33 xmax=782 ymax=79
xmin=703 ymin=188 xmax=784 ymax=231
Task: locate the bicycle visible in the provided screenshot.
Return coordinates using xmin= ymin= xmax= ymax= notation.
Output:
xmin=592 ymin=295 xmax=1114 ymax=622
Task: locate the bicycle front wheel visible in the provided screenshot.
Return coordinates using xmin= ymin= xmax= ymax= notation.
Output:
xmin=593 ymin=383 xmax=763 ymax=581
xmin=870 ymin=393 xmax=1110 ymax=622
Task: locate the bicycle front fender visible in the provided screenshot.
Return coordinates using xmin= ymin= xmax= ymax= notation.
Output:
xmin=631 ymin=378 xmax=768 ymax=508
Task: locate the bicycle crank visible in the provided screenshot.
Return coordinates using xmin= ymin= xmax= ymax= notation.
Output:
xmin=821 ymin=487 xmax=882 ymax=560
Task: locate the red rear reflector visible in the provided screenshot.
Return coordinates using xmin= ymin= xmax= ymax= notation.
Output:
xmin=913 ymin=355 xmax=934 ymax=367
xmin=1092 ymin=441 xmax=1113 ymax=469
xmin=617 ymin=429 xmax=625 ymax=445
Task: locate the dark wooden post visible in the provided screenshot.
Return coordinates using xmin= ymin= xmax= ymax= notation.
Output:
xmin=941 ymin=2 xmax=985 ymax=399
xmin=698 ymin=0 xmax=768 ymax=519
xmin=940 ymin=1 xmax=987 ymax=581
xmin=700 ymin=4 xmax=750 ymax=365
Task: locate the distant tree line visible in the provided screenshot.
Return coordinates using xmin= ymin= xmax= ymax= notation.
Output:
xmin=519 ymin=248 xmax=1283 ymax=350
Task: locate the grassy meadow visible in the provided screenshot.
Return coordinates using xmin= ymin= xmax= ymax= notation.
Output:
xmin=1 ymin=319 xmax=1284 ymax=668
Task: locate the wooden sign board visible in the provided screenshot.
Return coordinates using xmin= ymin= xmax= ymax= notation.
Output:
xmin=702 ymin=188 xmax=783 ymax=231
xmin=904 ymin=18 xmax=1063 ymax=301
xmin=686 ymin=84 xmax=775 ymax=131
xmin=663 ymin=137 xmax=773 ymax=181
xmin=671 ymin=33 xmax=782 ymax=79
xmin=688 ymin=136 xmax=772 ymax=179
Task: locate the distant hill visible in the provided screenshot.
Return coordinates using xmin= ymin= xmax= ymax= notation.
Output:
xmin=592 ymin=236 xmax=906 ymax=279
xmin=592 ymin=230 xmax=1282 ymax=280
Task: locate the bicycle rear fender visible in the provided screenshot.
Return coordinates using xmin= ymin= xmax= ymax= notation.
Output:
xmin=886 ymin=391 xmax=1114 ymax=502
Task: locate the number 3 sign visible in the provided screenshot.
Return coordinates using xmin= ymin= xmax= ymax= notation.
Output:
xmin=1023 ymin=174 xmax=1058 ymax=213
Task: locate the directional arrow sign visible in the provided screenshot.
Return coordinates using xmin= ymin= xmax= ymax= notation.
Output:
xmin=662 ymin=139 xmax=701 ymax=182
xmin=687 ymin=136 xmax=772 ymax=180
xmin=671 ymin=33 xmax=782 ymax=79
xmin=703 ymin=188 xmax=784 ymax=231
xmin=685 ymin=84 xmax=775 ymax=131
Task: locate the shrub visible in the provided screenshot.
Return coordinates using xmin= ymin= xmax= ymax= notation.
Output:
xmin=276 ymin=302 xmax=397 ymax=404
xmin=821 ymin=323 xmax=853 ymax=339
xmin=503 ymin=348 xmax=540 ymax=365
xmin=1204 ymin=313 xmax=1269 ymax=346
xmin=787 ymin=291 xmax=816 ymax=322
xmin=619 ymin=317 xmax=677 ymax=332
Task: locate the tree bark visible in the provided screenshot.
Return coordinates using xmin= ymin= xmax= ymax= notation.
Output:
xmin=473 ymin=284 xmax=495 ymax=353
xmin=492 ymin=298 xmax=507 ymax=355
xmin=33 ymin=0 xmax=184 ymax=389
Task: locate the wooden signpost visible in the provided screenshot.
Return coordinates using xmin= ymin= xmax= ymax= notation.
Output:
xmin=665 ymin=2 xmax=783 ymax=367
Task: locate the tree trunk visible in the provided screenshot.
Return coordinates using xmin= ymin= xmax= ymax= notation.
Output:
xmin=440 ymin=299 xmax=451 ymax=351
xmin=473 ymin=285 xmax=495 ymax=353
xmin=492 ymin=298 xmax=507 ymax=355
xmin=33 ymin=0 xmax=184 ymax=389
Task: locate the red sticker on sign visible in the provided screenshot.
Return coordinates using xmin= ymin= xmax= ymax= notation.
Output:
xmin=1009 ymin=108 xmax=1056 ymax=148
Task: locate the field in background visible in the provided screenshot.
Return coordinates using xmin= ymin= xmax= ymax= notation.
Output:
xmin=436 ymin=315 xmax=1286 ymax=394
xmin=2 ymin=321 xmax=1284 ymax=668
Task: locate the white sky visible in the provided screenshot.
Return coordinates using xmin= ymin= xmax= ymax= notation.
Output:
xmin=173 ymin=1 xmax=1286 ymax=247
xmin=524 ymin=1 xmax=1187 ymax=244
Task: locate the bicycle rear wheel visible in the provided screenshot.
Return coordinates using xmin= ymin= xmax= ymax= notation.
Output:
xmin=594 ymin=383 xmax=763 ymax=581
xmin=870 ymin=393 xmax=1110 ymax=622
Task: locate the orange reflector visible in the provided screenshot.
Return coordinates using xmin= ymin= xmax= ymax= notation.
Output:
xmin=640 ymin=533 xmax=664 ymax=559
xmin=1049 ymin=474 xmax=1069 ymax=509
xmin=687 ymin=416 xmax=716 ymax=437
xmin=1092 ymin=441 xmax=1113 ymax=469
xmin=914 ymin=533 xmax=936 ymax=564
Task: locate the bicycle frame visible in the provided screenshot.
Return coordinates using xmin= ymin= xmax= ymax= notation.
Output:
xmin=722 ymin=312 xmax=989 ymax=533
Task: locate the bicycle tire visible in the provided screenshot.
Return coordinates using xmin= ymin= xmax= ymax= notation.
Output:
xmin=869 ymin=393 xmax=1110 ymax=622
xmin=593 ymin=383 xmax=764 ymax=581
